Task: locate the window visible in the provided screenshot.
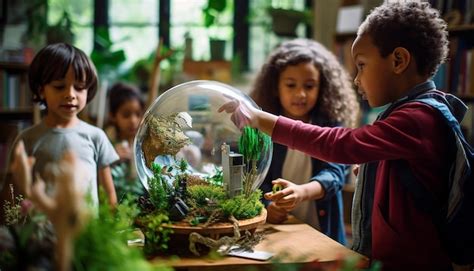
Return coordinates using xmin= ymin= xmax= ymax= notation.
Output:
xmin=109 ymin=0 xmax=159 ymax=69
xmin=170 ymin=0 xmax=234 ymax=61
xmin=48 ymin=0 xmax=94 ymax=54
xmin=248 ymin=0 xmax=308 ymax=71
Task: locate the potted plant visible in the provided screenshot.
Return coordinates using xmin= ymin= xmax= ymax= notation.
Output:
xmin=267 ymin=7 xmax=312 ymax=37
xmin=202 ymin=0 xmax=229 ymax=60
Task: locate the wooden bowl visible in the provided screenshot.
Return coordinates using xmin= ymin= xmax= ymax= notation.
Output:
xmin=164 ymin=208 xmax=267 ymax=238
xmin=160 ymin=209 xmax=267 ymax=255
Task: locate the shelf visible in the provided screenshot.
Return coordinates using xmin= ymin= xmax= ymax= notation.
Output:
xmin=0 ymin=108 xmax=35 ymax=121
xmin=334 ymin=32 xmax=357 ymax=42
xmin=0 ymin=107 xmax=34 ymax=113
xmin=447 ymin=24 xmax=474 ymax=33
xmin=0 ymin=62 xmax=29 ymax=71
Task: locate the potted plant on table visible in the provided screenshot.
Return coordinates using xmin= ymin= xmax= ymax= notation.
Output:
xmin=202 ymin=0 xmax=230 ymax=60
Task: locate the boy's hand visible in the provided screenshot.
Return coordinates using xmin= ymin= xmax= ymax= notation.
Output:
xmin=266 ymin=202 xmax=288 ymax=224
xmin=264 ymin=179 xmax=305 ymax=212
xmin=218 ymin=98 xmax=257 ymax=129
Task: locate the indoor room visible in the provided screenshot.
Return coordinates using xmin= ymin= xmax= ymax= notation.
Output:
xmin=0 ymin=0 xmax=473 ymax=270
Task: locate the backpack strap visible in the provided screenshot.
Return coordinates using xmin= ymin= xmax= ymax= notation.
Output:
xmin=413 ymin=93 xmax=471 ymax=214
xmin=393 ymin=91 xmax=472 ymax=221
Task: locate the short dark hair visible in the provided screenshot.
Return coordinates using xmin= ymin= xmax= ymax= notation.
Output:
xmin=358 ymin=1 xmax=449 ymax=77
xmin=28 ymin=43 xmax=98 ymax=105
xmin=108 ymin=82 xmax=145 ymax=115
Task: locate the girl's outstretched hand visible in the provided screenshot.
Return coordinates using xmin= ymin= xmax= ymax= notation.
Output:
xmin=264 ymin=179 xmax=305 ymax=212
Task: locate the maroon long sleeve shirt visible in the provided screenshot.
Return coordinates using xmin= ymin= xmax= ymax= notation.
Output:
xmin=272 ymin=102 xmax=452 ymax=270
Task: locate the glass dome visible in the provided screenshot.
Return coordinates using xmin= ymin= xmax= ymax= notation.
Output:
xmin=134 ymin=80 xmax=272 ymax=195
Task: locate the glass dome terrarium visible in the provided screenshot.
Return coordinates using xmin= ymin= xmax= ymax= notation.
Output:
xmin=134 ymin=80 xmax=272 ymax=196
xmin=133 ymin=80 xmax=272 ymax=256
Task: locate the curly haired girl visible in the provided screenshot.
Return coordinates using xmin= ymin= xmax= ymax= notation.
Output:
xmin=250 ymin=38 xmax=359 ymax=244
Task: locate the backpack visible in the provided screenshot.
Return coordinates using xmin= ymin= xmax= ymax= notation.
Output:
xmin=381 ymin=89 xmax=474 ymax=265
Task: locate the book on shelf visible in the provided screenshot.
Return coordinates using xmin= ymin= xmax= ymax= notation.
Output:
xmin=0 ymin=69 xmax=31 ymax=110
xmin=432 ymin=37 xmax=474 ymax=98
xmin=0 ymin=120 xmax=32 ymax=175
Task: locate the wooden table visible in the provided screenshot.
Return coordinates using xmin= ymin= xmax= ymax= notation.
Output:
xmin=150 ymin=217 xmax=367 ymax=271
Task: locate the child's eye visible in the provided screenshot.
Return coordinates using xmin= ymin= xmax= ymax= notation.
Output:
xmin=285 ymin=83 xmax=296 ymax=88
xmin=304 ymin=83 xmax=316 ymax=90
xmin=74 ymin=83 xmax=87 ymax=90
xmin=52 ymin=85 xmax=65 ymax=90
xmin=75 ymin=86 xmax=86 ymax=91
xmin=357 ymin=63 xmax=365 ymax=70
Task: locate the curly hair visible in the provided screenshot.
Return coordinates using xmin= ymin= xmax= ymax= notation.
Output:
xmin=358 ymin=1 xmax=449 ymax=77
xmin=250 ymin=38 xmax=360 ymax=128
xmin=29 ymin=43 xmax=98 ymax=106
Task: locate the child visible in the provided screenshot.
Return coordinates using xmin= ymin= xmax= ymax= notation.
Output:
xmin=220 ymin=2 xmax=460 ymax=270
xmin=249 ymin=38 xmax=359 ymax=245
xmin=105 ymin=40 xmax=173 ymax=200
xmin=106 ymin=82 xmax=146 ymax=200
xmin=8 ymin=43 xmax=119 ymax=209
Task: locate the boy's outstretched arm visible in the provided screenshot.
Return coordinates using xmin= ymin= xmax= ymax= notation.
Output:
xmin=98 ymin=166 xmax=117 ymax=207
xmin=218 ymin=99 xmax=278 ymax=135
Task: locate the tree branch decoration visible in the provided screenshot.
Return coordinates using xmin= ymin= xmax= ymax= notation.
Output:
xmin=10 ymin=141 xmax=89 ymax=271
xmin=142 ymin=112 xmax=192 ymax=167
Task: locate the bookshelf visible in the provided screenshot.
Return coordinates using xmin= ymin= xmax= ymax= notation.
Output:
xmin=0 ymin=62 xmax=39 ymax=180
xmin=332 ymin=6 xmax=474 ymax=144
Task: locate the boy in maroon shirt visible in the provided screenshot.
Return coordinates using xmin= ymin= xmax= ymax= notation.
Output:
xmin=219 ymin=2 xmax=468 ymax=270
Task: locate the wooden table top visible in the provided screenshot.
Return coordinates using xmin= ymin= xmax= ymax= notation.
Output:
xmin=149 ymin=217 xmax=366 ymax=271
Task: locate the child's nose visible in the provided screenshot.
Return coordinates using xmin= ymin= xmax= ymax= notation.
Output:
xmin=295 ymin=88 xmax=306 ymax=97
xmin=65 ymin=86 xmax=77 ymax=100
xmin=353 ymin=77 xmax=361 ymax=87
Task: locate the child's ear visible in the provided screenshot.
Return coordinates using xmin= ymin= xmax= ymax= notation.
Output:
xmin=38 ymin=87 xmax=45 ymax=100
xmin=391 ymin=47 xmax=410 ymax=74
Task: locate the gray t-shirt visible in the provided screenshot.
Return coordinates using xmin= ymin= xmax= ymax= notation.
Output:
xmin=10 ymin=120 xmax=119 ymax=207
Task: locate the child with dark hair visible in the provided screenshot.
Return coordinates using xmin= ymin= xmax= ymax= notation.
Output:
xmin=105 ymin=40 xmax=173 ymax=201
xmin=106 ymin=82 xmax=146 ymax=200
xmin=250 ymin=38 xmax=359 ymax=245
xmin=7 ymin=43 xmax=119 ymax=209
xmin=219 ymin=2 xmax=468 ymax=270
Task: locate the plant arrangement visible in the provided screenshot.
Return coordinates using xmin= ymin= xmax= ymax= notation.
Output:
xmin=136 ymin=114 xmax=271 ymax=256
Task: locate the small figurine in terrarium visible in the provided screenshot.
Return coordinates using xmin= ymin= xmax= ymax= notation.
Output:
xmin=133 ymin=80 xmax=273 ymax=256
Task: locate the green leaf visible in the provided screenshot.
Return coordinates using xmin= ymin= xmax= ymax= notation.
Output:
xmin=208 ymin=0 xmax=227 ymax=12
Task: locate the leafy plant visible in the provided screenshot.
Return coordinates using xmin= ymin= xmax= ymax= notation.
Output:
xmin=148 ymin=163 xmax=172 ymax=211
xmin=202 ymin=0 xmax=227 ymax=28
xmin=3 ymin=184 xmax=26 ymax=226
xmin=187 ymin=184 xmax=227 ymax=207
xmin=142 ymin=211 xmax=173 ymax=256
xmin=238 ymin=126 xmax=271 ymax=170
xmin=204 ymin=166 xmax=224 ymax=186
xmin=238 ymin=126 xmax=271 ymax=196
xmin=90 ymin=26 xmax=126 ymax=77
xmin=73 ymin=199 xmax=166 ymax=271
xmin=219 ymin=190 xmax=263 ymax=220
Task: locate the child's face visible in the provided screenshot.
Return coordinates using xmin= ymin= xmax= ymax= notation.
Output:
xmin=278 ymin=62 xmax=320 ymax=122
xmin=352 ymin=34 xmax=397 ymax=107
xmin=111 ymin=99 xmax=143 ymax=140
xmin=40 ymin=65 xmax=88 ymax=125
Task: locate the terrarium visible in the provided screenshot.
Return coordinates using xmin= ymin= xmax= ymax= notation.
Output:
xmin=133 ymin=80 xmax=272 ymax=256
